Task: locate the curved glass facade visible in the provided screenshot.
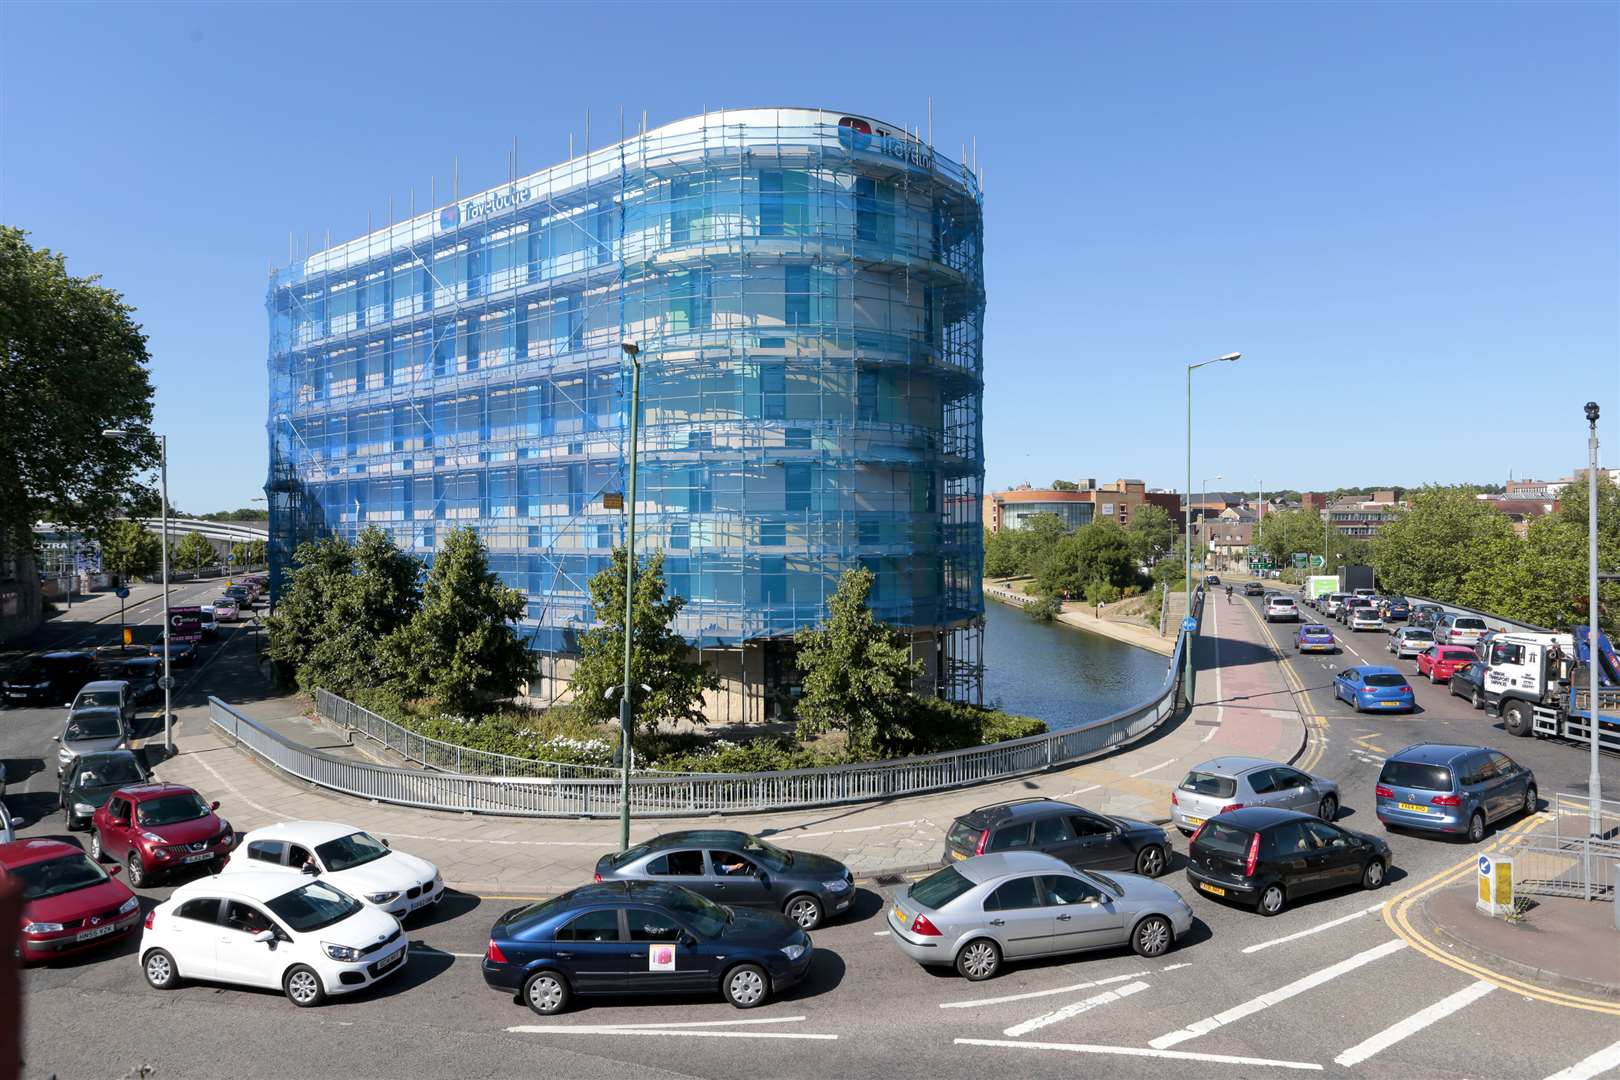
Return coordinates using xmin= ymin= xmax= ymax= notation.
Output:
xmin=267 ymin=108 xmax=985 ymax=701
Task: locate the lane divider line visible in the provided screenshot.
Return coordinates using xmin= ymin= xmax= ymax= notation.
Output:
xmin=952 ymin=1037 xmax=1323 ymax=1071
xmin=939 ymin=971 xmax=1149 ymax=1010
xmin=1332 ymin=979 xmax=1495 ymax=1068
xmin=1240 ymin=901 xmax=1386 ymax=954
xmin=1003 ymin=980 xmax=1149 ymax=1038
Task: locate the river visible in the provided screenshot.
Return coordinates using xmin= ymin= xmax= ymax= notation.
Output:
xmin=981 ymin=598 xmax=1170 ymax=731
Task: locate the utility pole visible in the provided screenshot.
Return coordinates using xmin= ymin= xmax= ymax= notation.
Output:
xmin=618 ymin=343 xmax=643 ymax=852
xmin=1584 ymin=402 xmax=1602 ymax=854
xmin=1184 ymin=353 xmax=1240 ymax=705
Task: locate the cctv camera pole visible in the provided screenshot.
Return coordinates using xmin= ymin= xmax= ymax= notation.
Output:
xmin=1585 ymin=403 xmax=1602 ymax=864
xmin=619 ymin=344 xmax=643 ymax=852
xmin=159 ymin=433 xmax=172 ymax=754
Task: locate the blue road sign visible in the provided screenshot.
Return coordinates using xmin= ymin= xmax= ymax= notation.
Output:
xmin=115 ymin=587 xmax=130 ymax=599
xmin=1182 ymin=617 xmax=1198 ymax=632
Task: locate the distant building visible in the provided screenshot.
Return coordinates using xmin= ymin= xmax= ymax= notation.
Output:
xmin=1323 ymin=490 xmax=1405 ymax=540
xmin=984 ymin=479 xmax=1159 ymax=533
xmin=1195 ymin=520 xmax=1253 ymax=569
xmin=1299 ymin=492 xmax=1327 ymax=514
xmin=1480 ymin=498 xmax=1559 ymax=537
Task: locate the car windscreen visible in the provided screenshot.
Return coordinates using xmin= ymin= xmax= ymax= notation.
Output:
xmin=65 ymin=713 xmax=119 ymax=740
xmin=1441 ymin=649 xmax=1476 ymax=662
xmin=908 ymin=866 xmax=976 ymax=909
xmin=315 ymin=831 xmax=391 ymax=872
xmin=75 ymin=691 xmax=122 ymax=709
xmin=1302 ymin=626 xmax=1329 ymax=636
xmin=1178 ymin=771 xmax=1237 ymax=798
xmin=1363 ymin=674 xmax=1406 ymax=687
xmin=266 ymin=880 xmax=364 ymax=933
xmin=947 ymin=820 xmax=982 ymax=850
xmin=136 ymin=793 xmax=210 ymax=827
xmin=1082 ymin=870 xmax=1124 ymax=898
xmin=1454 ymin=618 xmax=1487 ymax=630
xmin=1380 ymin=760 xmax=1453 ymax=791
xmin=1197 ymin=821 xmax=1253 ymax=856
xmin=664 ymin=886 xmax=729 ymax=937
xmin=740 ymin=834 xmax=793 ymax=871
xmin=1270 ymin=598 xmax=1294 ymax=606
xmin=606 ymin=844 xmax=650 ymax=869
xmin=79 ymin=756 xmax=147 ymax=787
xmin=1405 ymin=629 xmax=1434 ymax=639
xmin=12 ymin=853 xmax=111 ymax=900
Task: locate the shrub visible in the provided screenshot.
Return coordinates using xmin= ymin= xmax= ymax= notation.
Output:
xmin=1025 ymin=596 xmax=1062 ymax=622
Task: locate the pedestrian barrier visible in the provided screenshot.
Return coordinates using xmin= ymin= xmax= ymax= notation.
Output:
xmin=210 ymin=592 xmax=1204 ymax=818
xmin=1494 ymin=793 xmax=1620 ymax=902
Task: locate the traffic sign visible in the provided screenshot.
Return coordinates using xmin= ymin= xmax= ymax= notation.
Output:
xmin=115 ymin=586 xmax=130 ymax=599
xmin=1310 ymin=555 xmax=1326 ymax=568
xmin=158 ymin=675 xmax=176 ymax=690
xmin=1291 ymin=552 xmax=1309 ymax=569
xmin=1181 ymin=616 xmax=1198 ymax=632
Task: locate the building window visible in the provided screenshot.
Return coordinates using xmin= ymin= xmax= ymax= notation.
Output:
xmin=785 ymin=463 xmax=813 ymax=512
xmin=761 ymin=365 xmax=786 ymax=420
xmin=785 ymin=265 xmax=811 ymax=326
xmin=759 ymin=521 xmax=784 ymax=547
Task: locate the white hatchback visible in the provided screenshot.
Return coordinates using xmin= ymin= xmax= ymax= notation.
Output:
xmin=222 ymin=821 xmax=443 ymax=921
xmin=139 ymin=871 xmax=407 ymax=1006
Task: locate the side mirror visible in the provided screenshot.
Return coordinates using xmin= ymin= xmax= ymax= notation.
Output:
xmin=210 ymin=800 xmax=221 ymax=811
xmin=679 ymin=933 xmax=698 ymax=947
xmin=108 ymin=864 xmax=122 ymax=877
xmin=381 ymin=838 xmax=390 ymax=848
xmin=755 ymin=870 xmax=769 ymax=886
xmin=50 ymin=735 xmax=59 ymax=742
xmin=300 ymin=863 xmax=318 ymax=875
xmin=253 ymin=929 xmax=276 ymax=944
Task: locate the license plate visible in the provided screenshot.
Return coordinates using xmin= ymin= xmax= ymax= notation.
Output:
xmin=892 ymin=904 xmax=908 ymax=926
xmin=376 ymin=947 xmax=404 ymax=972
xmin=1381 ymin=701 xmax=1402 ymax=708
xmin=1183 ymin=816 xmax=1205 ymax=827
xmin=409 ymin=893 xmax=433 ymax=911
xmin=1198 ymin=882 xmax=1226 ymax=897
xmin=182 ymin=852 xmax=214 ymax=864
xmin=949 ymin=850 xmax=967 ymax=861
xmin=76 ymin=923 xmax=117 ymax=942
xmin=1398 ymin=802 xmax=1429 ymax=813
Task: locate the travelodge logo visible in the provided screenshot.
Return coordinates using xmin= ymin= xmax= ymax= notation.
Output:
xmin=838 ymin=116 xmax=934 ymax=170
xmin=439 ymin=184 xmax=534 ymax=231
xmin=439 ymin=204 xmax=460 ymax=230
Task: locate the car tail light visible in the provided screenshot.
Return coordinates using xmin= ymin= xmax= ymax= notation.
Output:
xmin=910 ymin=914 xmax=943 ymax=937
xmin=1190 ymin=820 xmax=1209 ymax=843
xmin=593 ymin=871 xmax=602 ymax=883
xmin=1431 ymin=794 xmax=1462 ymax=807
xmin=486 ymin=939 xmax=508 ymax=964
xmin=1218 ymin=803 xmax=1245 ymax=814
xmin=1375 ymin=785 xmax=1394 ymax=798
xmin=1244 ymin=832 xmax=1261 ymax=878
xmin=1170 ymin=791 xmax=1179 ymax=806
xmin=975 ymin=829 xmax=990 ymax=856
xmin=144 ymin=909 xmax=157 ymax=930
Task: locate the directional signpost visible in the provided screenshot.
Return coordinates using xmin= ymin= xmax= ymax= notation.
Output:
xmin=115 ymin=585 xmax=131 ymax=650
xmin=1310 ymin=554 xmax=1327 ymax=569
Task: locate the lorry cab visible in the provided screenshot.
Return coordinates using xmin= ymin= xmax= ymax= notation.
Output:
xmin=1483 ymin=632 xmax=1571 ymax=723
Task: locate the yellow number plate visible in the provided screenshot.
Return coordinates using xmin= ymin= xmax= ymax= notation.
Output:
xmin=950 ymin=850 xmax=967 ymax=861
xmin=892 ymin=905 xmax=908 ymax=925
xmin=1198 ymin=882 xmax=1226 ymax=897
xmin=1398 ymin=802 xmax=1429 ymax=813
xmin=1184 ymin=816 xmax=1205 ymax=827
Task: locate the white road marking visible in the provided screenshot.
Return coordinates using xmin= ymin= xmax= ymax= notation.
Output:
xmin=1202 ymin=599 xmax=1224 ymax=742
xmin=1149 ymin=939 xmax=1407 ymax=1049
xmin=1003 ymin=980 xmax=1149 ymax=1037
xmin=953 ymin=1038 xmax=1322 ymax=1071
xmin=784 ymin=819 xmax=926 ymax=840
xmin=1130 ymin=758 xmax=1175 ymax=778
xmin=1543 ymin=1038 xmax=1620 ymax=1080
xmin=1333 ymin=980 xmax=1495 ymax=1067
xmin=1242 ymin=902 xmax=1385 ymax=954
xmin=412 ymin=947 xmax=483 ymax=958
xmin=522 ymin=1015 xmax=809 ymax=1030
xmin=872 ymin=930 xmax=890 ymax=936
xmin=1054 ymin=784 xmax=1102 ymax=799
xmin=1159 ymin=963 xmax=1191 ymax=971
xmin=940 ymin=971 xmax=1149 ymax=1009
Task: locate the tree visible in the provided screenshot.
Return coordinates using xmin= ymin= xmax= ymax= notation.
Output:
xmin=1035 ymin=519 xmax=1135 ymax=601
xmin=1372 ymin=486 xmax=1516 ymax=598
xmin=0 ymin=228 xmax=157 ymax=561
xmin=382 ymin=526 xmax=531 ymax=716
xmin=230 ymin=538 xmax=268 ymax=568
xmin=984 ymin=528 xmax=1021 ymax=578
xmin=795 ymin=567 xmax=925 ymax=759
xmin=1126 ymin=503 xmax=1175 ymax=566
xmin=266 ymin=534 xmax=359 ymax=690
xmin=1253 ymin=508 xmax=1325 ymax=569
xmin=97 ymin=519 xmax=161 ymax=580
xmin=568 ymin=547 xmax=718 ymax=733
xmin=173 ymin=532 xmax=215 ymax=576
xmin=1050 ymin=479 xmax=1079 ymax=492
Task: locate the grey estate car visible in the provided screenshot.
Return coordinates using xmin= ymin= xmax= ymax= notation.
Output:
xmin=1171 ymin=757 xmax=1340 ymax=834
xmin=1388 ymin=626 xmax=1435 ymax=659
xmin=885 ymin=851 xmax=1193 ymax=981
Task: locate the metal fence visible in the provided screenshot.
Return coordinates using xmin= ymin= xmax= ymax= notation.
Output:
xmin=213 ymin=592 xmax=1202 ymax=819
xmin=1497 ymin=792 xmax=1620 ymax=902
xmin=1403 ymin=595 xmax=1550 ymax=636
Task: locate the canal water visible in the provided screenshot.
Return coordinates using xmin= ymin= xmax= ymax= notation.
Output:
xmin=981 ymin=598 xmax=1170 ymax=731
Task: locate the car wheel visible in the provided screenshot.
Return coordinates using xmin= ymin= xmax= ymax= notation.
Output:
xmin=1471 ymin=689 xmax=1484 ymax=711
xmin=723 ymin=963 xmax=770 ymax=1009
xmin=1502 ymin=700 xmax=1533 ymax=737
xmin=1131 ymin=915 xmax=1173 ymax=958
xmin=143 ymin=948 xmax=180 ymax=989
xmin=125 ymin=853 xmax=146 ymax=888
xmin=1361 ymin=859 xmax=1386 ymax=890
xmin=283 ymin=964 xmax=326 ymax=1008
xmin=1135 ymin=845 xmax=1167 ymax=878
xmin=955 ymin=938 xmax=1001 ymax=981
xmin=89 ymin=830 xmax=104 ymax=862
xmin=523 ymin=970 xmax=570 ymax=1015
xmin=1258 ymin=883 xmax=1286 ymax=915
xmin=1318 ymin=795 xmax=1338 ymax=821
xmin=784 ymin=894 xmax=824 ymax=931
xmin=1523 ymin=784 xmax=1538 ymax=817
xmin=62 ymin=805 xmax=75 ymax=831
xmin=1467 ymin=812 xmax=1486 ymax=844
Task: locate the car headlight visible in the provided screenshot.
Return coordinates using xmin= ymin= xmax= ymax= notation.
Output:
xmin=822 ymin=878 xmax=850 ymax=893
xmin=118 ymin=896 xmax=139 ymax=915
xmin=780 ymin=943 xmax=805 ymax=961
xmin=365 ymin=891 xmax=401 ymax=905
xmin=322 ymin=942 xmax=362 ymax=962
xmin=73 ymin=802 xmax=96 ymax=815
xmin=140 ymin=832 xmax=166 ymax=844
xmin=217 ymin=820 xmax=232 ymax=838
xmin=22 ymin=922 xmax=64 ymax=934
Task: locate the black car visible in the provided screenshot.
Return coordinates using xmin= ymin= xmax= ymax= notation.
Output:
xmin=1205 ymin=575 xmax=1221 ymax=586
xmin=58 ymin=749 xmax=150 ymax=830
xmin=483 ymin=881 xmax=813 ymax=1015
xmin=1242 ymin=582 xmax=1265 ymax=596
xmin=1185 ymin=807 xmax=1391 ymax=916
xmin=593 ymin=830 xmax=854 ymax=930
xmin=147 ymin=640 xmax=197 ymax=666
xmin=942 ymin=797 xmax=1171 ymax=878
xmin=2 ymin=651 xmax=96 ymax=706
xmin=1448 ymin=660 xmax=1489 ymax=710
xmin=1411 ymin=605 xmax=1444 ymax=630
xmin=95 ymin=656 xmax=162 ymax=704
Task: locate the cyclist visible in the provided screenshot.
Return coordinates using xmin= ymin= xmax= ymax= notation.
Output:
xmin=1225 ymin=584 xmax=1234 ymax=603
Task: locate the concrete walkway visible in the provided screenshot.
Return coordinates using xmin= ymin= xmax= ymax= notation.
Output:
xmin=150 ymin=592 xmax=1306 ymax=897
xmin=983 ymin=579 xmax=1177 ymax=656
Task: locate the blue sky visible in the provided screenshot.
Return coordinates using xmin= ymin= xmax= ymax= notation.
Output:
xmin=4 ymin=1 xmax=1615 ymax=512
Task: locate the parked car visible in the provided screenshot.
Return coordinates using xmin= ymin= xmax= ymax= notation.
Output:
xmin=1295 ymin=624 xmax=1336 ymax=654
xmin=1375 ymin=744 xmax=1536 ymax=843
xmin=1171 ymin=757 xmax=1340 ymax=834
xmin=1185 ymin=807 xmax=1391 ymax=916
xmin=147 ymin=640 xmax=197 ymax=666
xmin=3 ymin=651 xmax=96 ymax=706
xmin=226 ymin=821 xmax=443 ymax=922
xmin=1381 ymin=597 xmax=1411 ymax=622
xmin=482 ymin=880 xmax=813 ymax=1014
xmin=69 ymin=680 xmax=137 ymax=728
xmin=1347 ymin=606 xmax=1385 ymax=633
xmin=212 ymin=596 xmax=240 ymax=622
xmin=594 ymin=830 xmax=852 ymax=929
xmin=140 ymin=872 xmax=407 ymax=1006
xmin=3 ymin=837 xmax=141 ymax=963
xmin=59 ymin=749 xmax=150 ymax=831
xmin=1416 ymin=645 xmax=1479 ymax=684
xmin=1331 ymin=666 xmax=1415 ymax=712
xmin=1264 ymin=596 xmax=1299 ymax=623
xmin=1242 ymin=582 xmax=1265 ymax=596
xmin=1448 ymin=661 xmax=1489 ymax=710
xmin=55 ymin=706 xmax=132 ymax=775
xmin=0 ymin=800 xmax=16 ymax=844
xmin=886 ymin=852 xmax=1192 ymax=980
xmin=941 ymin=798 xmax=1171 ymax=878
xmin=1387 ymin=626 xmax=1435 ymax=659
xmin=91 ymin=783 xmax=234 ymax=886
xmin=1433 ymin=613 xmax=1489 ymax=647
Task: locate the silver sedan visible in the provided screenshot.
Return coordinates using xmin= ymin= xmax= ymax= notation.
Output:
xmin=886 ymin=851 xmax=1193 ymax=981
xmin=1388 ymin=626 xmax=1435 ymax=659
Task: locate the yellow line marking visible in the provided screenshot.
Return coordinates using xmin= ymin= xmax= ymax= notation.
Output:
xmin=1382 ymin=814 xmax=1620 ymax=1015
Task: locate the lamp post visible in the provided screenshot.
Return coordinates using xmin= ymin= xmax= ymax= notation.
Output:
xmin=104 ymin=428 xmax=172 ymax=754
xmin=1201 ymin=475 xmax=1222 ymax=569
xmin=1185 ymin=353 xmax=1240 ymax=703
xmin=618 ymin=342 xmax=643 ymax=852
xmin=1584 ymin=402 xmax=1602 ymax=851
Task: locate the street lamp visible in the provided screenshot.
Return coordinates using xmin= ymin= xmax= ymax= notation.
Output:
xmin=1185 ymin=353 xmax=1240 ymax=704
xmin=1201 ymin=474 xmax=1222 ymax=569
xmin=104 ymin=428 xmax=172 ymax=754
xmin=1583 ymin=402 xmax=1602 ymax=853
xmin=618 ymin=341 xmax=643 ymax=852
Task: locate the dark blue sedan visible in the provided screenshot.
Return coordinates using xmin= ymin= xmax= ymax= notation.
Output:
xmin=483 ymin=880 xmax=813 ymax=1015
xmin=1382 ymin=598 xmax=1411 ymax=622
xmin=1332 ymin=666 xmax=1415 ymax=712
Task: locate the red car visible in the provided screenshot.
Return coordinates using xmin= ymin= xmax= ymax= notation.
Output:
xmin=90 ymin=783 xmax=234 ymax=887
xmin=2 ymin=838 xmax=140 ymax=963
xmin=1416 ymin=645 xmax=1478 ymax=684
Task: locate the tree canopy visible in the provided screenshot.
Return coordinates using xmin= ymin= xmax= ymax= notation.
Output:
xmin=96 ymin=519 xmax=161 ymax=581
xmin=173 ymin=532 xmax=215 ymax=575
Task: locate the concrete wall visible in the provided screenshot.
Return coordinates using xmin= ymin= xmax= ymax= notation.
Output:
xmin=0 ymin=550 xmax=44 ymax=646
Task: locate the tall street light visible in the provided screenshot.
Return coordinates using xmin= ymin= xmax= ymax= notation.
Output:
xmin=618 ymin=342 xmax=643 ymax=852
xmin=1185 ymin=353 xmax=1240 ymax=703
xmin=104 ymin=428 xmax=173 ymax=754
xmin=1201 ymin=475 xmax=1222 ymax=569
xmin=1583 ymin=402 xmax=1602 ymax=852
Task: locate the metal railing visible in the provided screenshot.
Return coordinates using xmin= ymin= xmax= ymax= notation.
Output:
xmin=1403 ymin=595 xmax=1550 ymax=636
xmin=1497 ymin=792 xmax=1620 ymax=902
xmin=213 ymin=591 xmax=1202 ymax=819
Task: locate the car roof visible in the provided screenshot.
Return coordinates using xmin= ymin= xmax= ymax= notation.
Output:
xmin=1388 ymin=743 xmax=1484 ymax=764
xmin=1300 ymin=623 xmax=1330 ymax=632
xmin=171 ymin=870 xmax=309 ymax=904
xmin=958 ymin=798 xmax=1082 ymax=825
xmin=1188 ymin=756 xmax=1277 ymax=777
xmin=1351 ymin=665 xmax=1404 ymax=676
xmin=1200 ymin=806 xmax=1313 ymax=829
xmin=243 ymin=821 xmax=366 ymax=845
xmin=41 ymin=650 xmax=93 ymax=662
xmin=77 ymin=680 xmax=129 ymax=693
xmin=646 ymin=830 xmax=749 ymax=849
xmin=116 ymin=783 xmax=200 ymax=802
xmin=0 ymin=838 xmax=85 ymax=868
xmin=541 ymin=880 xmax=691 ymax=910
xmin=75 ymin=749 xmax=144 ymax=765
xmin=956 ymin=850 xmax=1072 ymax=882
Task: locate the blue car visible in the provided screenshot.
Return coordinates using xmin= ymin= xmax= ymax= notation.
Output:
xmin=1295 ymin=624 xmax=1337 ymax=654
xmin=1332 ymin=665 xmax=1415 ymax=712
xmin=1382 ymin=598 xmax=1411 ymax=622
xmin=483 ymin=880 xmax=813 ymax=1015
xmin=1375 ymin=743 xmax=1537 ymax=842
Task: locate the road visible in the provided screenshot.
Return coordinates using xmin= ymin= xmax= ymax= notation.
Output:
xmin=8 ymin=584 xmax=1620 ymax=1080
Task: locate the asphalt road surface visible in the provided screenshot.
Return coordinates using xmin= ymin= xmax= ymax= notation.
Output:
xmin=8 ymin=586 xmax=1620 ymax=1080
